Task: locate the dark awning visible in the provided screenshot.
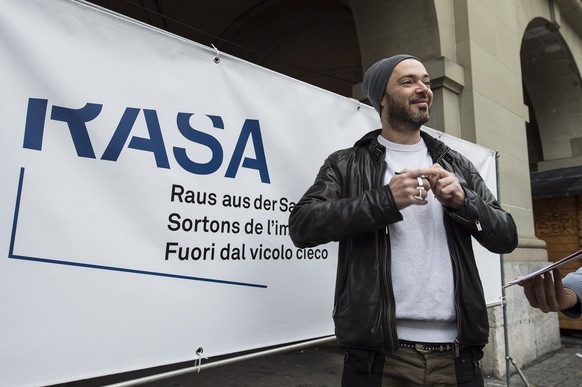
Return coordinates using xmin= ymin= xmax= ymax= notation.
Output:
xmin=531 ymin=166 xmax=582 ymax=199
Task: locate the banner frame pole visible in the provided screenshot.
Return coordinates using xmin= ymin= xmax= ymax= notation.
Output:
xmin=104 ymin=335 xmax=337 ymax=387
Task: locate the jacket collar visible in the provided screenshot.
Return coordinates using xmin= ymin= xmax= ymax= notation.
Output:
xmin=355 ymin=127 xmax=449 ymax=161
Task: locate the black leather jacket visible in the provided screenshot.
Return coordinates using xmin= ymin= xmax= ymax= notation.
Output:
xmin=289 ymin=129 xmax=518 ymax=353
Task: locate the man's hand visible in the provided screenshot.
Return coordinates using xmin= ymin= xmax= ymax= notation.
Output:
xmin=388 ymin=167 xmax=437 ymax=210
xmin=521 ymin=268 xmax=579 ymax=313
xmin=427 ymin=163 xmax=464 ymax=210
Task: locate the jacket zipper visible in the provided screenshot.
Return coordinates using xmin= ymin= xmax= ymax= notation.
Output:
xmin=377 ymin=147 xmax=398 ymax=351
xmin=445 ymin=214 xmax=463 ymax=357
xmin=382 ymin=227 xmax=398 ymax=351
xmin=438 ymin=146 xmax=465 ymax=356
xmin=434 ymin=147 xmax=447 ymax=164
xmin=464 ymin=203 xmax=484 ymax=232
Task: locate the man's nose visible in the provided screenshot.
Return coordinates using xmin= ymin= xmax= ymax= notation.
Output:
xmin=416 ymin=82 xmax=430 ymax=93
xmin=415 ymin=83 xmax=431 ymax=97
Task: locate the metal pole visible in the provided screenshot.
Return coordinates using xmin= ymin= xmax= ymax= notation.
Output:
xmin=501 ymin=253 xmax=515 ymax=387
xmin=104 ymin=335 xmax=337 ymax=387
xmin=494 ymin=150 xmax=512 ymax=387
xmin=496 ymin=151 xmax=531 ymax=387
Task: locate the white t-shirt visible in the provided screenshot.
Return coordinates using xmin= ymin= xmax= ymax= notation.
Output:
xmin=377 ymin=134 xmax=457 ymax=343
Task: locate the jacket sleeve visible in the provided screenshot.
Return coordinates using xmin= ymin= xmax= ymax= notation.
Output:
xmin=562 ymin=269 xmax=582 ymax=318
xmin=445 ymin=155 xmax=518 ymax=254
xmin=288 ymin=154 xmax=403 ymax=248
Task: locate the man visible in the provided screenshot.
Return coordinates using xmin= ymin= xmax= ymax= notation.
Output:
xmin=289 ymin=54 xmax=518 ymax=386
xmin=522 ymin=267 xmax=582 ymax=318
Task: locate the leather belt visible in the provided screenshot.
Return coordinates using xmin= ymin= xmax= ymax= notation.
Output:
xmin=398 ymin=340 xmax=466 ymax=353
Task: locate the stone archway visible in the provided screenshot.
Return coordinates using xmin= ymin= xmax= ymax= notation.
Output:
xmin=521 ymin=17 xmax=582 ymax=171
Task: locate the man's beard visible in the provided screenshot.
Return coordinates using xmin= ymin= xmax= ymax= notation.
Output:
xmin=386 ymin=94 xmax=430 ymax=132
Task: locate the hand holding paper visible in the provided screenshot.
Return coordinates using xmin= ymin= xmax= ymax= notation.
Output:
xmin=520 ymin=268 xmax=579 ymax=313
xmin=504 ymin=248 xmax=582 ymax=288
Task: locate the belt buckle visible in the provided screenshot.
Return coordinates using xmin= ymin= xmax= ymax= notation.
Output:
xmin=414 ymin=343 xmax=433 ymax=353
xmin=414 ymin=343 xmax=452 ymax=353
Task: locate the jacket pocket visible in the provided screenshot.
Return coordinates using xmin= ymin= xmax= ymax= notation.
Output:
xmin=334 ymin=302 xmax=383 ymax=348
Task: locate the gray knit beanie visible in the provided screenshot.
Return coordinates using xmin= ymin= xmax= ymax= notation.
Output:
xmin=362 ymin=54 xmax=418 ymax=115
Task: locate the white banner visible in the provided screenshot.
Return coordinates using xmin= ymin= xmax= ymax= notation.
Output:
xmin=0 ymin=1 xmax=500 ymax=385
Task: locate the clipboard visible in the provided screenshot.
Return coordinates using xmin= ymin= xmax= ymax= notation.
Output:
xmin=503 ymin=247 xmax=582 ymax=288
